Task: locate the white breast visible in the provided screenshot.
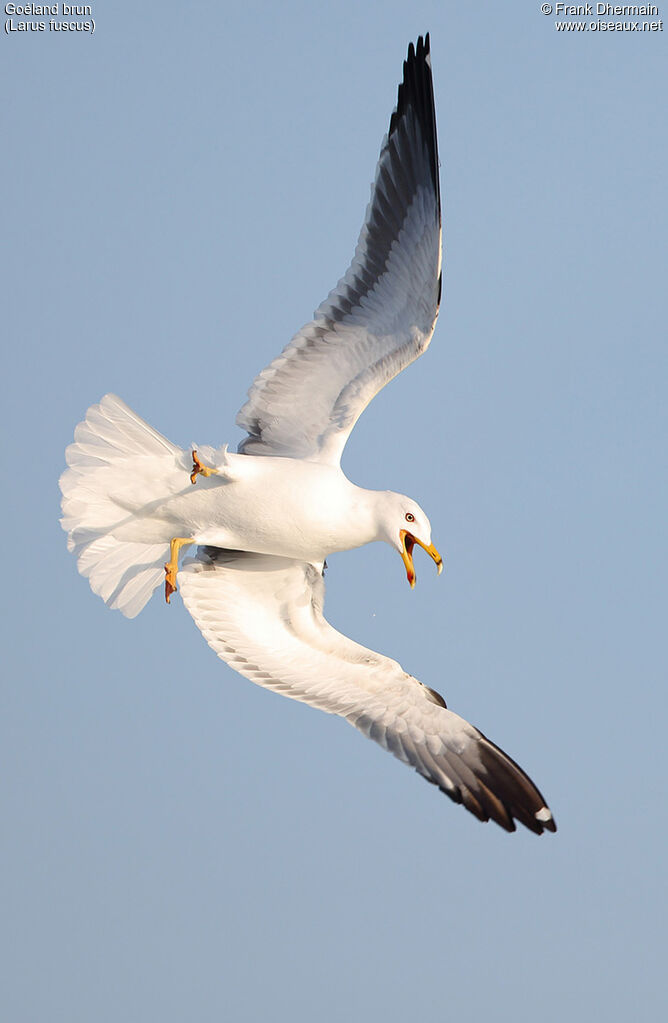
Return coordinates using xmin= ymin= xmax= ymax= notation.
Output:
xmin=164 ymin=453 xmax=378 ymax=561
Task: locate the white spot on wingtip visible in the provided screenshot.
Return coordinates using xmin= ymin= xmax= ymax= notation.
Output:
xmin=535 ymin=807 xmax=552 ymax=823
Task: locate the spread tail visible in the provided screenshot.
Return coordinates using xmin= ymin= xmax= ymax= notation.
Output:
xmin=60 ymin=394 xmax=189 ymax=618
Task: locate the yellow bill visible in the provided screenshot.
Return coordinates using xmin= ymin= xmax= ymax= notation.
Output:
xmin=399 ymin=529 xmax=443 ymax=588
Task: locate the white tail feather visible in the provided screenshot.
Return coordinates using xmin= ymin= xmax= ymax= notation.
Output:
xmin=60 ymin=395 xmax=189 ymax=618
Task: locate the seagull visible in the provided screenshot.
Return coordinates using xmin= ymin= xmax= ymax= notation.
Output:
xmin=60 ymin=36 xmax=556 ymax=835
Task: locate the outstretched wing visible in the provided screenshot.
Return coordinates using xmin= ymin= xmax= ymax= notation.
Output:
xmin=179 ymin=548 xmax=556 ymax=835
xmin=236 ymin=35 xmax=442 ymax=466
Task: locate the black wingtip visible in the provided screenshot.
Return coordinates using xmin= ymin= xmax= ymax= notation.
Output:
xmin=388 ymin=36 xmax=439 ymax=200
xmin=427 ymin=716 xmax=557 ymax=835
xmin=476 ymin=732 xmax=557 ymax=835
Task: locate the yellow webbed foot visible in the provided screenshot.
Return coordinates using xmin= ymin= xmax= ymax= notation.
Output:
xmin=163 ymin=537 xmax=194 ymax=604
xmin=190 ymin=450 xmax=218 ymax=485
xmin=164 ymin=565 xmax=178 ymax=604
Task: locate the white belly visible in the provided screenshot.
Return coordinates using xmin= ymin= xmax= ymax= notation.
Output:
xmin=110 ymin=450 xmax=372 ymax=561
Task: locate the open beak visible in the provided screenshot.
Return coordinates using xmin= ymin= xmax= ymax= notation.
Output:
xmin=399 ymin=529 xmax=443 ymax=589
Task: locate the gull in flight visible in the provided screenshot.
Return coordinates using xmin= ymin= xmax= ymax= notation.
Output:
xmin=60 ymin=36 xmax=556 ymax=835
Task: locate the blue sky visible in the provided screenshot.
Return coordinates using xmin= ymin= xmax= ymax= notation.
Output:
xmin=2 ymin=2 xmax=666 ymax=1020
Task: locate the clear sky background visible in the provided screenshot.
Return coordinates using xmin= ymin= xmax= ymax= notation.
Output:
xmin=2 ymin=2 xmax=666 ymax=1020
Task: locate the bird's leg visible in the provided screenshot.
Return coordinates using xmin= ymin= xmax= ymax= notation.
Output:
xmin=190 ymin=450 xmax=219 ymax=485
xmin=164 ymin=537 xmax=194 ymax=603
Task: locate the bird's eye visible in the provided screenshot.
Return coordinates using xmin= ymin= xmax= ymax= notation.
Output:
xmin=405 ymin=512 xmax=415 ymax=523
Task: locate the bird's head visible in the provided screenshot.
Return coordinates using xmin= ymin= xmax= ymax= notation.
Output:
xmin=379 ymin=493 xmax=443 ymax=588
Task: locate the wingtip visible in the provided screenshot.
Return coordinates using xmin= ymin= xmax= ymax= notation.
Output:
xmin=536 ymin=806 xmax=558 ymax=833
xmin=473 ymin=732 xmax=558 ymax=836
xmin=389 ymin=33 xmax=439 ymax=201
xmin=409 ymin=34 xmax=430 ymax=61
